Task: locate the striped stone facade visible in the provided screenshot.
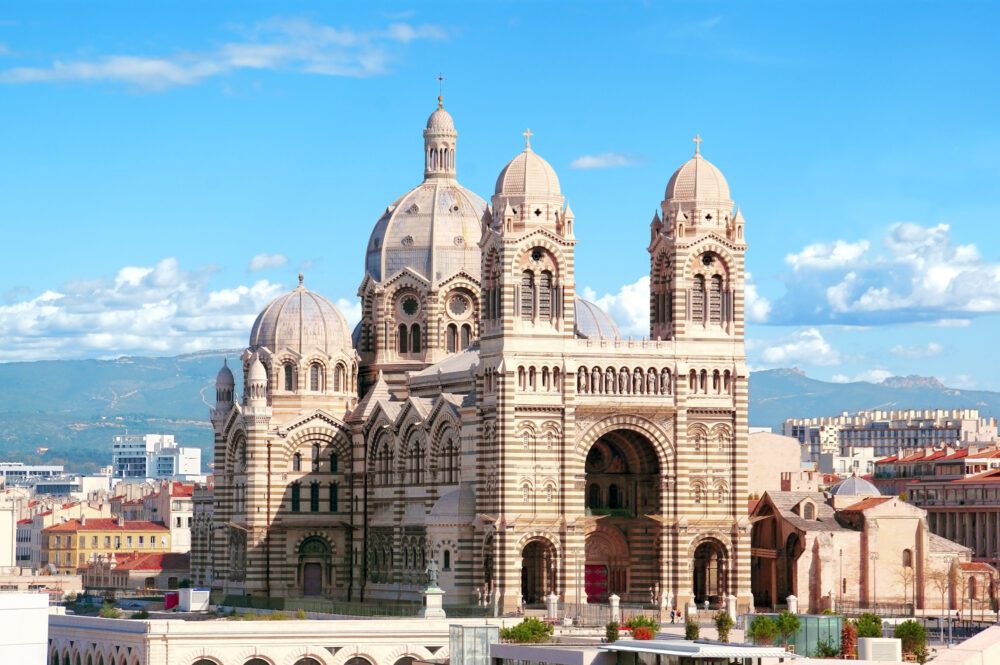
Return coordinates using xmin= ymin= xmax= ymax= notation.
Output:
xmin=196 ymin=106 xmax=750 ymax=614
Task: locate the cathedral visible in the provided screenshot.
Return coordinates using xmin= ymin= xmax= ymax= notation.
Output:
xmin=199 ymin=96 xmax=752 ymax=614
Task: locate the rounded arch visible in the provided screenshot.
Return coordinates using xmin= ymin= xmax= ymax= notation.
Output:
xmin=190 ymin=659 xmax=223 ymax=665
xmin=690 ymin=534 xmax=732 ymax=606
xmin=519 ymin=535 xmax=560 ymax=605
xmin=282 ymin=425 xmax=351 ymax=470
xmin=576 ymin=414 xmax=674 ymax=471
xmin=681 ymin=244 xmax=736 ymax=281
xmin=506 ymin=237 xmax=564 ymax=275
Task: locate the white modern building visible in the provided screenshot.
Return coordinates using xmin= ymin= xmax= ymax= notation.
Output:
xmin=786 ymin=409 xmax=999 ymax=461
xmin=112 ymin=434 xmax=202 ymax=481
xmin=0 ymin=463 xmax=64 ymax=488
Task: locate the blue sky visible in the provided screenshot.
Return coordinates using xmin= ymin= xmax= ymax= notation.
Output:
xmin=1 ymin=2 xmax=998 ymax=389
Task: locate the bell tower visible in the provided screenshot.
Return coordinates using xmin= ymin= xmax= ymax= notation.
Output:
xmin=650 ymin=135 xmax=747 ymax=342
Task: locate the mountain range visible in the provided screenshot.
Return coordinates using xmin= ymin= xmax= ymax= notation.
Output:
xmin=0 ymin=353 xmax=996 ymax=473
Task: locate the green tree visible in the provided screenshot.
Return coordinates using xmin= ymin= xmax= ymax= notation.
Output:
xmin=747 ymin=615 xmax=778 ymax=645
xmin=500 ymin=617 xmax=553 ymax=643
xmin=714 ymin=611 xmax=734 ymax=643
xmin=855 ymin=612 xmax=883 ymax=638
xmin=893 ymin=620 xmax=928 ymax=655
xmin=775 ymin=611 xmax=801 ymax=649
xmin=605 ymin=621 xmax=620 ymax=643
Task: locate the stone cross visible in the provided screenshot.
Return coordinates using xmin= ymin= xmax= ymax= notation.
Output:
xmin=692 ymin=134 xmax=702 ymax=155
xmin=523 ymin=128 xmax=533 ymax=150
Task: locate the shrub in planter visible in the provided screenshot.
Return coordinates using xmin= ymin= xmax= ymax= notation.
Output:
xmin=893 ymin=620 xmax=928 ymax=655
xmin=855 ymin=612 xmax=883 ymax=638
xmin=684 ymin=617 xmax=700 ymax=640
xmin=625 ymin=615 xmax=660 ymax=633
xmin=632 ymin=626 xmax=655 ymax=640
xmin=605 ymin=621 xmax=619 ymax=643
xmin=714 ymin=611 xmax=734 ymax=643
xmin=500 ymin=617 xmax=553 ymax=644
xmin=840 ymin=620 xmax=858 ymax=659
xmin=812 ymin=639 xmax=839 ymax=658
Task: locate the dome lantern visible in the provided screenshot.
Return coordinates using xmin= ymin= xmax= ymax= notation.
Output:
xmin=423 ymin=89 xmax=458 ymax=180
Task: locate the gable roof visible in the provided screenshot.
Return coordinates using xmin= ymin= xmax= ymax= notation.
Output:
xmin=840 ymin=496 xmax=893 ymax=512
xmin=113 ymin=552 xmax=190 ymax=572
xmin=757 ymin=491 xmax=850 ymax=533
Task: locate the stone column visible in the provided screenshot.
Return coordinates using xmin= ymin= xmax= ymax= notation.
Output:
xmin=545 ymin=592 xmax=559 ymax=619
xmin=609 ymin=593 xmax=621 ymax=623
xmin=786 ymin=594 xmax=798 ymax=614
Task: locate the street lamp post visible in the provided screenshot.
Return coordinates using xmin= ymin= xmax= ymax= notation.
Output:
xmin=869 ymin=552 xmax=880 ymax=610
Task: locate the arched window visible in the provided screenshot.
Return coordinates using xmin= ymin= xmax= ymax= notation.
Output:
xmin=689 ymin=369 xmax=697 ymax=392
xmin=588 ymin=483 xmax=601 ymax=509
xmin=447 ymin=324 xmax=458 ymax=353
xmin=802 ymin=502 xmax=816 ymax=520
xmin=970 ymin=576 xmax=978 ymax=599
xmin=608 ymin=484 xmax=621 ymax=509
xmin=546 ymin=485 xmax=554 ymax=502
xmin=902 ymin=548 xmax=913 ymax=568
xmin=292 ymin=453 xmax=301 ymax=472
xmin=330 ymin=453 xmax=338 ymax=473
xmin=443 ymin=550 xmax=451 ymax=570
xmin=310 ymin=363 xmax=321 ymax=391
xmin=713 ymin=370 xmax=721 ymax=394
xmin=329 ymin=482 xmax=338 ymax=512
xmin=334 ymin=364 xmax=344 ymax=392
xmin=538 ymin=270 xmax=553 ymax=319
xmin=691 ymin=275 xmax=706 ymax=323
xmin=709 ymin=275 xmax=723 ymax=324
xmin=410 ymin=324 xmax=421 ymax=353
xmin=310 ymin=481 xmax=320 ymax=512
xmin=522 ymin=484 xmax=530 ymax=502
xmin=291 ymin=483 xmax=301 ymax=512
xmin=283 ymin=363 xmax=295 ymax=391
xmin=521 ymin=270 xmax=535 ymax=319
xmin=461 ymin=324 xmax=471 ymax=349
xmin=398 ymin=323 xmax=408 ymax=354
xmin=408 ymin=441 xmax=423 ymax=484
xmin=312 ymin=443 xmax=320 ymax=471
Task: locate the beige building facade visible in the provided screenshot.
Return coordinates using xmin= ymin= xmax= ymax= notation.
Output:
xmin=201 ymin=102 xmax=752 ymax=614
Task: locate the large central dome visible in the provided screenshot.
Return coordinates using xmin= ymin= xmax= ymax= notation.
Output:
xmin=364 ymin=100 xmax=487 ymax=285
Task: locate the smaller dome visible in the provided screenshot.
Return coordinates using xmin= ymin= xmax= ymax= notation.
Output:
xmin=249 ymin=275 xmax=352 ymax=357
xmin=248 ymin=354 xmax=267 ymax=383
xmin=665 ymin=152 xmax=731 ymax=204
xmin=830 ymin=474 xmax=881 ymax=497
xmin=574 ymin=298 xmax=621 ymax=340
xmin=495 ymin=148 xmax=561 ymax=198
xmin=426 ymin=106 xmax=455 ymax=133
xmin=216 ymin=360 xmax=235 ymax=387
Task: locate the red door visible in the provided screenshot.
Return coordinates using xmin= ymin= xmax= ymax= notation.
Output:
xmin=585 ymin=564 xmax=609 ymax=603
xmin=303 ymin=563 xmax=322 ymax=596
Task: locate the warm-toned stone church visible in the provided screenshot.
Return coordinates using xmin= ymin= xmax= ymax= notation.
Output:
xmin=198 ymin=96 xmax=752 ymax=614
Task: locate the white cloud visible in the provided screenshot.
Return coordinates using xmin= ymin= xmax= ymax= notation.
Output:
xmin=335 ymin=297 xmax=362 ymax=329
xmin=890 ymin=342 xmax=943 ymax=358
xmin=247 ymin=252 xmax=288 ymax=272
xmin=0 ymin=17 xmax=448 ymax=90
xmin=786 ymin=239 xmax=870 ymax=271
xmin=0 ymin=258 xmax=294 ymax=361
xmin=569 ymin=152 xmax=640 ymax=169
xmin=775 ymin=223 xmax=1000 ymax=324
xmin=744 ymin=272 xmax=771 ymax=323
xmin=581 ymin=276 xmax=649 ymax=337
xmin=830 ymin=369 xmax=895 ymax=384
xmin=753 ymin=328 xmax=840 ymax=367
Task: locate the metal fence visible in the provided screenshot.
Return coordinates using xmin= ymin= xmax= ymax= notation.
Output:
xmin=838 ymin=600 xmax=914 ymax=617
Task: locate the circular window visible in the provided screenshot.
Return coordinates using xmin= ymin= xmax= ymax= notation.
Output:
xmin=402 ymin=297 xmax=420 ymax=316
xmin=701 ymin=253 xmax=714 ymax=266
xmin=449 ymin=295 xmax=469 ymax=317
xmin=531 ymin=248 xmax=544 ymax=262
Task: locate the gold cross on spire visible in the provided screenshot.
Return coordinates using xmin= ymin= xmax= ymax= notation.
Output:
xmin=436 ymin=73 xmax=445 ymax=108
xmin=692 ymin=133 xmax=702 ymax=155
xmin=523 ymin=128 xmax=533 ymax=150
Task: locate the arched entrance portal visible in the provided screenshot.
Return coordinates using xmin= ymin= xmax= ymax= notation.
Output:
xmin=692 ymin=539 xmax=729 ymax=607
xmin=521 ymin=539 xmax=557 ymax=605
xmin=584 ymin=428 xmax=661 ymax=603
xmin=297 ymin=536 xmax=332 ymax=597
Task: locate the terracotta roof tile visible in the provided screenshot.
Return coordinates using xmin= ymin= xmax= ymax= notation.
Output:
xmin=840 ymin=497 xmax=893 ymax=512
xmin=113 ymin=552 xmax=189 ymax=571
xmin=42 ymin=518 xmax=168 ymax=533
